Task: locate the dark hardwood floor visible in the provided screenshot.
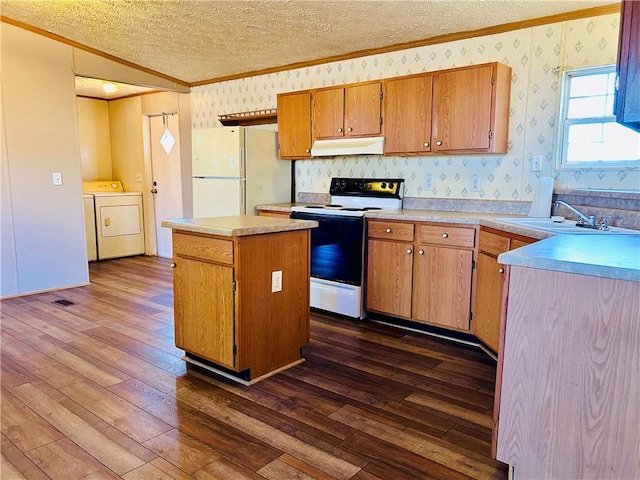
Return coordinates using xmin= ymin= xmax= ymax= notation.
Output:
xmin=1 ymin=255 xmax=507 ymax=479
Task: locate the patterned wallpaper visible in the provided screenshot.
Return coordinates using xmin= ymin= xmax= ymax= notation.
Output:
xmin=191 ymin=12 xmax=639 ymax=200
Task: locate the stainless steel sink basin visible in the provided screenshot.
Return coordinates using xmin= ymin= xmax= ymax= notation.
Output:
xmin=494 ymin=217 xmax=640 ymax=235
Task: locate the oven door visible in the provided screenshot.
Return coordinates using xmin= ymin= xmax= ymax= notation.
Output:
xmin=290 ymin=211 xmax=364 ymax=286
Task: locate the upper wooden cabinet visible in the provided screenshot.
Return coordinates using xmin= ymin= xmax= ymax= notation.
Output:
xmin=277 ymin=91 xmax=312 ymax=159
xmin=277 ymin=62 xmax=511 ymax=157
xmin=382 ymin=62 xmax=511 ymax=155
xmin=383 ymin=74 xmax=434 ymax=155
xmin=614 ymin=0 xmax=640 ymax=132
xmin=432 ymin=63 xmax=511 ymax=154
xmin=312 ymin=81 xmax=382 ymax=140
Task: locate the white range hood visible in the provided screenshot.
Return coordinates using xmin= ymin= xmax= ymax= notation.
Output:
xmin=310 ymin=136 xmax=384 ymax=157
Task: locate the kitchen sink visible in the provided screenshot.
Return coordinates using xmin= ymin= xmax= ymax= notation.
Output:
xmin=494 ymin=217 xmax=640 ymax=235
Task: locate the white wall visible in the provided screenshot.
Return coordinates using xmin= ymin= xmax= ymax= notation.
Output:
xmin=1 ymin=23 xmax=191 ymax=298
xmin=1 ymin=23 xmax=89 ymax=296
xmin=77 ymin=97 xmax=113 ymax=180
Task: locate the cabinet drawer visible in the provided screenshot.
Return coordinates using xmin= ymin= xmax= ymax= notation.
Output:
xmin=173 ymin=232 xmax=234 ymax=264
xmin=419 ymin=224 xmax=475 ymax=248
xmin=367 ymin=220 xmax=414 ymax=241
xmin=479 ymin=230 xmax=510 ymax=256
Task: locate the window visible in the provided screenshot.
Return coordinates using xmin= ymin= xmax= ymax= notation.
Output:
xmin=558 ymin=66 xmax=639 ymax=169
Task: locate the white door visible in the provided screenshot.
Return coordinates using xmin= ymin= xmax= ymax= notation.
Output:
xmin=192 ymin=127 xmax=244 ymax=177
xmin=150 ymin=114 xmax=182 ymax=258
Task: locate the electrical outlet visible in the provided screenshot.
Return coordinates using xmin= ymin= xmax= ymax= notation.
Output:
xmin=271 ymin=270 xmax=282 ymax=293
xmin=52 ymin=172 xmax=63 ymax=186
xmin=531 ymin=155 xmax=543 ymax=172
xmin=424 ymin=174 xmax=433 ymax=191
xmin=470 ymin=175 xmax=480 ymax=192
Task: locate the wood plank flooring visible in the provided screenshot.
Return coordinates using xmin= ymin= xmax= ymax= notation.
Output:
xmin=1 ymin=255 xmax=508 ymax=479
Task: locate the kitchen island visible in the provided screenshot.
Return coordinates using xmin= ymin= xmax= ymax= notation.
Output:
xmin=494 ymin=234 xmax=640 ymax=479
xmin=162 ymin=215 xmax=317 ymax=384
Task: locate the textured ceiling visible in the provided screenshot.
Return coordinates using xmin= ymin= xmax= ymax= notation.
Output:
xmin=2 ymin=0 xmax=616 ymax=92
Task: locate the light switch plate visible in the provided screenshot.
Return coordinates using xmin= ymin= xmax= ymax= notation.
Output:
xmin=52 ymin=172 xmax=63 ymax=186
xmin=470 ymin=175 xmax=480 ymax=192
xmin=271 ymin=271 xmax=282 ymax=292
xmin=531 ymin=155 xmax=543 ymax=172
xmin=423 ymin=174 xmax=433 ymax=191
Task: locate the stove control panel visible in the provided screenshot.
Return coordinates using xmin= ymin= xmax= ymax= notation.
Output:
xmin=329 ymin=177 xmax=404 ymax=198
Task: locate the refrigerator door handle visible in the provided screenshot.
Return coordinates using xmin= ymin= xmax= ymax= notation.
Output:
xmin=240 ymin=183 xmax=245 ymax=214
xmin=239 ymin=147 xmax=245 ymax=177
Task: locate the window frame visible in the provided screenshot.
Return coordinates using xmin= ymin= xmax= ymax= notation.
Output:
xmin=556 ymin=65 xmax=640 ymax=171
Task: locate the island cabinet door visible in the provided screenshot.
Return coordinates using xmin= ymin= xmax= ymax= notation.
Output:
xmin=173 ymin=257 xmax=236 ymax=369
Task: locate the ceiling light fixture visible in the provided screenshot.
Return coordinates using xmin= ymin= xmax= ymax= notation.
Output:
xmin=102 ymin=83 xmax=118 ymax=93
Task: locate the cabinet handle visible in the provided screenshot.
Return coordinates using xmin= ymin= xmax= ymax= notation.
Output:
xmin=418 ymin=249 xmax=424 ymax=255
xmin=386 ymin=228 xmax=392 ymax=233
xmin=498 ymin=268 xmax=505 ymax=274
xmin=305 ymin=148 xmax=310 ymax=153
xmin=442 ymin=233 xmax=449 ymax=238
xmin=170 ymin=262 xmax=177 ymax=268
xmin=424 ymin=142 xmax=430 ymax=147
xmin=347 ymin=127 xmax=353 ymax=132
xmin=337 ymin=127 xmax=343 ymax=133
xmin=436 ymin=141 xmax=443 ymax=146
xmin=406 ymin=249 xmax=413 ymax=254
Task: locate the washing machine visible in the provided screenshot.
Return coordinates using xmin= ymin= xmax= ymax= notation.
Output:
xmin=82 ymin=181 xmax=145 ymax=260
xmin=83 ymin=193 xmax=97 ymax=261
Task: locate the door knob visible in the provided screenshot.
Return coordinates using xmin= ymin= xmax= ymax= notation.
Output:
xmin=171 ymin=262 xmax=177 ymax=268
xmin=498 ymin=268 xmax=505 ymax=274
xmin=442 ymin=233 xmax=449 ymax=238
xmin=337 ymin=127 xmax=343 ymax=133
xmin=406 ymin=249 xmax=412 ymax=254
xmin=424 ymin=142 xmax=430 ymax=147
xmin=436 ymin=141 xmax=443 ymax=146
xmin=347 ymin=127 xmax=353 ymax=132
xmin=151 ymin=188 xmax=158 ymax=194
xmin=418 ymin=249 xmax=424 ymax=255
xmin=386 ymin=228 xmax=392 ymax=233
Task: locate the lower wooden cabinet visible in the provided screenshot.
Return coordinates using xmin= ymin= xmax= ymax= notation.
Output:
xmin=171 ymin=229 xmax=310 ymax=380
xmin=473 ymin=227 xmax=535 ymax=352
xmin=258 ymin=209 xmax=291 ymax=218
xmin=367 ymin=238 xmax=413 ymax=318
xmin=366 ymin=219 xmax=476 ymax=331
xmin=174 ymin=255 xmax=235 ymax=369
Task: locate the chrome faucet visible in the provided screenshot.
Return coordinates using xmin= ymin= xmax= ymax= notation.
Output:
xmin=554 ymin=200 xmax=597 ymax=228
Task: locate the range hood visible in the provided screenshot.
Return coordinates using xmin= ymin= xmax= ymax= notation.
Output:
xmin=310 ymin=136 xmax=384 ymax=157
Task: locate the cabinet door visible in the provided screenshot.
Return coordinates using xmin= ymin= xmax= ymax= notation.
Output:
xmin=345 ymin=82 xmax=382 ymax=137
xmin=474 ymin=252 xmax=505 ymax=351
xmin=384 ymin=75 xmax=433 ymax=154
xmin=432 ymin=64 xmax=494 ymax=152
xmin=413 ymin=245 xmax=473 ymax=330
xmin=312 ymin=87 xmax=345 ymax=139
xmin=366 ymin=239 xmax=413 ymax=318
xmin=173 ymin=257 xmax=235 ymax=369
xmin=614 ymin=0 xmax=640 ymax=132
xmin=277 ymin=91 xmax=312 ymax=158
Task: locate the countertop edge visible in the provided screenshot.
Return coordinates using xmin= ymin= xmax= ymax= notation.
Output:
xmin=161 ymin=217 xmax=318 ymax=237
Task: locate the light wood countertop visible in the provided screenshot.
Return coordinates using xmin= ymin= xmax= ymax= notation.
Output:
xmin=161 ymin=215 xmax=317 ymax=237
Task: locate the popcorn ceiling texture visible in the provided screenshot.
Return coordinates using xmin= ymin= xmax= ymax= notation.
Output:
xmin=192 ymin=12 xmax=639 ymax=200
xmin=1 ymin=0 xmax=613 ymax=84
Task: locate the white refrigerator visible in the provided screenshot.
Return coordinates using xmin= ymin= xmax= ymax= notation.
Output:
xmin=192 ymin=127 xmax=292 ymax=217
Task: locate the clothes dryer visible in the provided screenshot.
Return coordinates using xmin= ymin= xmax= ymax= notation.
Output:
xmin=82 ymin=181 xmax=145 ymax=260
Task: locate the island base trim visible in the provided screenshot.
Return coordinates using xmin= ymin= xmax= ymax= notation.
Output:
xmin=183 ymin=355 xmax=305 ymax=386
